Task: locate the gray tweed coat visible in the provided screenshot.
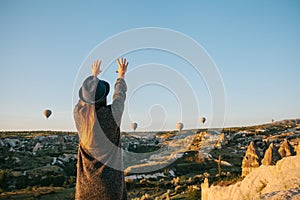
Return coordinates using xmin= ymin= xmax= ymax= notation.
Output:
xmin=74 ymin=78 xmax=127 ymax=200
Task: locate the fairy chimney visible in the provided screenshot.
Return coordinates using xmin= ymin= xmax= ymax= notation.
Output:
xmin=294 ymin=140 xmax=300 ymax=155
xmin=261 ymin=143 xmax=281 ymax=165
xmin=201 ymin=178 xmax=209 ymax=200
xmin=278 ymin=139 xmax=295 ymax=158
xmin=242 ymin=141 xmax=260 ymax=176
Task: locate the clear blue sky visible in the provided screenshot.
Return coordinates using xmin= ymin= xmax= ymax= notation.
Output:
xmin=0 ymin=0 xmax=299 ymax=131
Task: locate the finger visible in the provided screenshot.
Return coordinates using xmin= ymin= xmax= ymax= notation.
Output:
xmin=90 ymin=64 xmax=93 ymax=69
xmin=124 ymin=58 xmax=126 ymax=66
xmin=99 ymin=60 xmax=102 ymax=67
xmin=97 ymin=60 xmax=100 ymax=68
xmin=122 ymin=57 xmax=124 ymax=65
xmin=116 ymin=58 xmax=121 ymax=67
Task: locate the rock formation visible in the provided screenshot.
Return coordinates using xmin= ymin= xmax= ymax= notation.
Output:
xmin=261 ymin=188 xmax=300 ymax=200
xmin=4 ymin=138 xmax=20 ymax=147
xmin=214 ymin=133 xmax=226 ymax=149
xmin=201 ymin=155 xmax=300 ymax=200
xmin=201 ymin=178 xmax=209 ymax=200
xmin=241 ymin=141 xmax=260 ymax=176
xmin=32 ymin=142 xmax=43 ymax=153
xmin=0 ymin=139 xmax=5 ymax=147
xmin=294 ymin=140 xmax=300 ymax=155
xmin=278 ymin=139 xmax=295 ymax=158
xmin=261 ymin=143 xmax=281 ymax=165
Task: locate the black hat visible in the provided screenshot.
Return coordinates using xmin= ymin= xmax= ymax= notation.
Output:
xmin=79 ymin=76 xmax=110 ymax=104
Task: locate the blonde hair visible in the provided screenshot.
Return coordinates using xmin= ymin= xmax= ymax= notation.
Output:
xmin=78 ymin=101 xmax=96 ymax=148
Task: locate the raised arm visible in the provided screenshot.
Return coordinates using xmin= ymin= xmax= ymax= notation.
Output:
xmin=116 ymin=57 xmax=128 ymax=79
xmin=112 ymin=58 xmax=128 ymax=126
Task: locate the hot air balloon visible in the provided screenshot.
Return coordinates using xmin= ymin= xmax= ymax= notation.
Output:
xmin=176 ymin=122 xmax=184 ymax=132
xmin=131 ymin=122 xmax=138 ymax=131
xmin=43 ymin=109 xmax=52 ymax=119
xmin=200 ymin=117 xmax=206 ymax=124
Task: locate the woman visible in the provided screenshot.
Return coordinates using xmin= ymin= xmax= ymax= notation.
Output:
xmin=74 ymin=58 xmax=128 ymax=200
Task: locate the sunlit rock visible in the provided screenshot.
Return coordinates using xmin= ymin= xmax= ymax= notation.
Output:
xmin=242 ymin=141 xmax=260 ymax=176
xmin=278 ymin=139 xmax=295 ymax=158
xmin=261 ymin=143 xmax=281 ymax=166
xmin=214 ymin=133 xmax=226 ymax=149
xmin=201 ymin=155 xmax=300 ymax=200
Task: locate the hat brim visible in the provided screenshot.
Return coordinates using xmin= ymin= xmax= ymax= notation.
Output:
xmin=79 ymin=80 xmax=110 ymax=104
xmin=102 ymin=80 xmax=110 ymax=97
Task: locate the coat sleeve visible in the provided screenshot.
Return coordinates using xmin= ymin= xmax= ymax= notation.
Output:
xmin=111 ymin=78 xmax=127 ymax=126
xmin=73 ymin=101 xmax=82 ymax=132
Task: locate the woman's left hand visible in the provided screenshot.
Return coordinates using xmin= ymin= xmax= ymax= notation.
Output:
xmin=90 ymin=60 xmax=102 ymax=77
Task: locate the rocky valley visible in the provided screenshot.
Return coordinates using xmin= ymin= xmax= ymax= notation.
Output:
xmin=0 ymin=119 xmax=299 ymax=199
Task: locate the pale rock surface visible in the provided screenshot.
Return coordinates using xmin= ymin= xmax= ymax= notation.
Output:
xmin=241 ymin=141 xmax=260 ymax=176
xmin=33 ymin=142 xmax=42 ymax=152
xmin=278 ymin=139 xmax=295 ymax=158
xmin=201 ymin=155 xmax=300 ymax=200
xmin=4 ymin=138 xmax=20 ymax=147
xmin=261 ymin=143 xmax=281 ymax=165
xmin=261 ymin=188 xmax=300 ymax=200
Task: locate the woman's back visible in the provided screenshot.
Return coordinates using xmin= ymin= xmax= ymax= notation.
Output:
xmin=74 ymin=59 xmax=128 ymax=200
xmin=74 ymin=104 xmax=126 ymax=200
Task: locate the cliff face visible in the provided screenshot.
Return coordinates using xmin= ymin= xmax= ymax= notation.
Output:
xmin=201 ymin=155 xmax=300 ymax=200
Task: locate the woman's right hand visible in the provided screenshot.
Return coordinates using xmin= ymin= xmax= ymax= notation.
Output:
xmin=116 ymin=57 xmax=128 ymax=79
xmin=90 ymin=59 xmax=102 ymax=77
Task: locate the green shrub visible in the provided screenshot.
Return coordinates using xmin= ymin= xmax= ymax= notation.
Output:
xmin=15 ymin=175 xmax=29 ymax=189
xmin=69 ymin=191 xmax=75 ymax=199
xmin=0 ymin=169 xmax=11 ymax=190
xmin=63 ymin=160 xmax=77 ymax=176
xmin=40 ymin=175 xmax=66 ymax=187
xmin=185 ymin=185 xmax=201 ymax=200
